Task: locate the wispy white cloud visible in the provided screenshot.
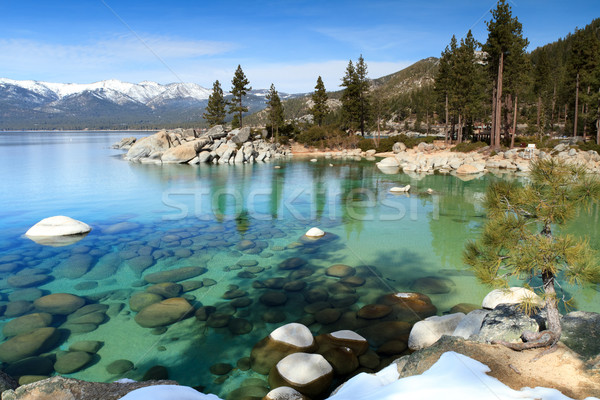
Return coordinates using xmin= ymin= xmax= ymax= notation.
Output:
xmin=0 ymin=35 xmax=413 ymax=93
xmin=314 ymin=25 xmax=422 ymax=52
xmin=0 ymin=34 xmax=236 ymax=83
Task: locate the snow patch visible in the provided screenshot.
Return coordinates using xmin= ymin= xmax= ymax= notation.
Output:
xmin=118 ymin=385 xmax=221 ymax=400
xmin=327 ymin=352 xmax=587 ymax=400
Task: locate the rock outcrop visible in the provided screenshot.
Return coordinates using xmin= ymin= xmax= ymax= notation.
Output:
xmin=120 ymin=126 xmax=290 ymax=165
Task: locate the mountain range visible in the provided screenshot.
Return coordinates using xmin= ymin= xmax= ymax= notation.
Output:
xmin=0 ymin=78 xmax=297 ymax=130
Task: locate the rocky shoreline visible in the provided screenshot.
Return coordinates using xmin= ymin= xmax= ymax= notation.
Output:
xmin=113 ymin=126 xmax=291 ymax=165
xmin=374 ymin=141 xmax=600 ymax=177
xmin=114 ymin=129 xmax=600 ymax=179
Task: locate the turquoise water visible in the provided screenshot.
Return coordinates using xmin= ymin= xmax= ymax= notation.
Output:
xmin=0 ymin=131 xmax=598 ymax=396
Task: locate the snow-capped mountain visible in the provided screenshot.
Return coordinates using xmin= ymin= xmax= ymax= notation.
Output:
xmin=0 ymin=78 xmax=299 ymax=129
xmin=0 ymin=78 xmax=211 ymax=105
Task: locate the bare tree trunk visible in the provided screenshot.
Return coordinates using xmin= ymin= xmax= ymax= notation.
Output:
xmin=445 ymin=93 xmax=449 ymax=144
xmin=574 ymin=72 xmax=580 ymax=137
xmin=551 ymin=83 xmax=557 ymax=129
xmin=457 ymin=113 xmax=463 ymax=144
xmin=494 ymin=52 xmax=504 ymax=149
xmin=583 ymin=85 xmax=591 ymax=141
xmin=511 ymin=94 xmax=518 ymax=149
xmin=597 ymin=88 xmax=600 ymax=146
xmin=537 ymin=95 xmax=542 ymax=134
xmin=565 ymin=104 xmax=568 ymax=126
xmin=491 ymin=87 xmax=497 ymax=147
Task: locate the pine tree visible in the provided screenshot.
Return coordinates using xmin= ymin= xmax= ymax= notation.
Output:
xmin=265 ymin=83 xmax=284 ymax=143
xmin=435 ymin=36 xmax=457 ymax=143
xmin=310 ymin=76 xmax=329 ymax=126
xmin=451 ymin=31 xmax=486 ymax=144
xmin=355 ymin=55 xmax=371 ymax=136
xmin=340 ymin=56 xmax=371 ymax=135
xmin=229 ymin=65 xmax=252 ymax=128
xmin=483 ymin=0 xmax=529 ymax=149
xmin=203 ymin=80 xmax=227 ymax=127
xmin=341 ymin=60 xmax=359 ymax=132
xmin=533 ymin=50 xmax=552 ymax=135
xmin=464 ymin=158 xmax=600 ymax=350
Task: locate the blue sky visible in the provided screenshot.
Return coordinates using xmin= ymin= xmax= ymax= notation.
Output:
xmin=0 ymin=0 xmax=597 ymax=93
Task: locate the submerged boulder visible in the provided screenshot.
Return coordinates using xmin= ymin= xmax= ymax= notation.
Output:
xmin=134 ymin=298 xmax=194 ymax=328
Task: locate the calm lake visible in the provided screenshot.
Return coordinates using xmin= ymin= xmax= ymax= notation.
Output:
xmin=0 ymin=131 xmax=598 ymax=396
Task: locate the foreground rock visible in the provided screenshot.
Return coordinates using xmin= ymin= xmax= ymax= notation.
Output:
xmin=408 ymin=313 xmax=465 ymax=350
xmin=1 ymin=376 xmax=179 ymax=400
xmin=25 ymin=216 xmax=91 ymax=246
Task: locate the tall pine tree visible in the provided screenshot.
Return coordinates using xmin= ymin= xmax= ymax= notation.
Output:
xmin=483 ymin=0 xmax=529 ymax=149
xmin=229 ymin=65 xmax=252 ymax=128
xmin=435 ymin=36 xmax=457 ymax=143
xmin=203 ymin=80 xmax=226 ymax=127
xmin=265 ymin=83 xmax=284 ymax=143
xmin=355 ymin=55 xmax=371 ymax=137
xmin=310 ymin=76 xmax=329 ymax=126
xmin=340 ymin=56 xmax=370 ymax=135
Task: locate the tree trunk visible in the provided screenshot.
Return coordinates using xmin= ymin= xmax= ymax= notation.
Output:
xmin=597 ymin=88 xmax=600 ymax=146
xmin=491 ymin=87 xmax=497 ymax=147
xmin=551 ymin=83 xmax=557 ymax=129
xmin=494 ymin=52 xmax=504 ymax=149
xmin=445 ymin=93 xmax=449 ymax=144
xmin=574 ymin=72 xmax=580 ymax=137
xmin=511 ymin=94 xmax=518 ymax=149
xmin=542 ymin=270 xmax=562 ymax=339
xmin=583 ymin=85 xmax=591 ymax=141
xmin=537 ymin=95 xmax=542 ymax=134
xmin=457 ymin=113 xmax=463 ymax=144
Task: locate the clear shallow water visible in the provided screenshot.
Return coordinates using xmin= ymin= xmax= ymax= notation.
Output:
xmin=0 ymin=131 xmax=598 ymax=396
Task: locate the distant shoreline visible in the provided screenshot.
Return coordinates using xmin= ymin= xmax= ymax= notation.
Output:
xmin=0 ymin=129 xmax=158 ymax=133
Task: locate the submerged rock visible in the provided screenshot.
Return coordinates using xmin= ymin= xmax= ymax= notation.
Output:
xmin=2 ymin=313 xmax=53 ymax=337
xmin=33 ymin=293 xmax=85 ymax=315
xmin=0 ymin=327 xmax=60 ymax=363
xmin=134 ymin=298 xmax=194 ymax=328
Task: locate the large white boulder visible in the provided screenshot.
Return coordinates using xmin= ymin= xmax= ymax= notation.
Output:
xmin=481 ymin=287 xmax=543 ymax=310
xmin=377 ymin=157 xmax=400 ymax=167
xmin=25 ymin=216 xmax=92 ymax=247
xmin=305 ymin=227 xmax=325 ymax=238
xmin=408 ymin=313 xmax=465 ymax=350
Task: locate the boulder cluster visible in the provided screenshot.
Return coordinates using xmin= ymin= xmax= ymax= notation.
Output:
xmin=407 ymin=286 xmax=600 ymax=358
xmin=377 ymin=141 xmax=600 ymax=176
xmin=113 ymin=126 xmax=290 ymax=165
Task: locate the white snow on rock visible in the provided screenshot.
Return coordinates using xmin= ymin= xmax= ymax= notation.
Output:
xmin=25 ymin=216 xmax=91 ymax=237
xmin=327 ymin=352 xmax=584 ymax=400
xmin=276 ymin=353 xmax=333 ymax=385
xmin=117 ymin=352 xmax=588 ymax=400
xmin=330 ymin=330 xmax=366 ymax=341
xmin=118 ymin=385 xmax=222 ymax=400
xmin=270 ymin=323 xmax=315 ymax=347
xmin=305 ymin=227 xmax=325 ymax=238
